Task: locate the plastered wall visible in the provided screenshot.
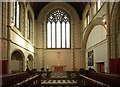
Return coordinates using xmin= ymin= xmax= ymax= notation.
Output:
xmin=86 ymin=25 xmax=108 ymax=72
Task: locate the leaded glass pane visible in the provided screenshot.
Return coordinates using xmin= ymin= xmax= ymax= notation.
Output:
xmin=57 ymin=21 xmax=61 ymax=48
xmin=47 ymin=22 xmax=51 ymax=48
xmin=62 ymin=22 xmax=65 ymax=48
xmin=14 ymin=2 xmax=20 ymax=29
xmin=13 ymin=2 xmax=16 ymax=25
xmin=66 ymin=22 xmax=70 ymax=48
xmin=16 ymin=2 xmax=19 ymax=29
xmin=52 ymin=22 xmax=55 ymax=48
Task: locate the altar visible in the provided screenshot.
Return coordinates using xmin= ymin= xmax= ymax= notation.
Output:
xmin=51 ymin=65 xmax=66 ymax=72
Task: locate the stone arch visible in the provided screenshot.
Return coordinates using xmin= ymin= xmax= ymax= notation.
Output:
xmin=110 ymin=2 xmax=120 ymax=58
xmin=38 ymin=2 xmax=79 ymax=24
xmin=82 ymin=17 xmax=106 ymax=68
xmin=36 ymin=2 xmax=81 ymax=70
xmin=11 ymin=49 xmax=25 ymax=73
xmin=37 ymin=2 xmax=80 ymax=49
xmin=27 ymin=54 xmax=34 ymax=69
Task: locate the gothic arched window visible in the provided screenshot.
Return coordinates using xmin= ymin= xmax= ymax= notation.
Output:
xmin=27 ymin=11 xmax=33 ymax=43
xmin=14 ymin=1 xmax=20 ymax=29
xmin=47 ymin=9 xmax=71 ymax=48
xmin=27 ymin=11 xmax=31 ymax=39
xmin=97 ymin=0 xmax=103 ymax=10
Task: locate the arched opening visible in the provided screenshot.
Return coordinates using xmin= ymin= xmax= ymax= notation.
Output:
xmin=86 ymin=25 xmax=107 ymax=72
xmin=11 ymin=50 xmax=24 ymax=73
xmin=36 ymin=2 xmax=80 ymax=71
xmin=27 ymin=54 xmax=33 ymax=70
xmin=82 ymin=17 xmax=106 ymax=68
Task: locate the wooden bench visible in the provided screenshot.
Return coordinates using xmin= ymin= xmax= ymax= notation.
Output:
xmin=88 ymin=72 xmax=120 ymax=87
xmin=77 ymin=74 xmax=107 ymax=87
xmin=3 ymin=70 xmax=119 ymax=87
xmin=2 ymin=71 xmax=33 ymax=87
xmin=16 ymin=74 xmax=41 ymax=86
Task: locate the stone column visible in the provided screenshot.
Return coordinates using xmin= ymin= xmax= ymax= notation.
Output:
xmin=72 ymin=23 xmax=75 ymax=70
xmin=0 ymin=2 xmax=2 ymax=75
xmin=106 ymin=2 xmax=111 ymax=73
xmin=41 ymin=23 xmax=44 ymax=68
xmin=7 ymin=2 xmax=12 ymax=74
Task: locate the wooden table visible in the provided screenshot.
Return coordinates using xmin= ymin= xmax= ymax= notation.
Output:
xmin=52 ymin=65 xmax=66 ymax=72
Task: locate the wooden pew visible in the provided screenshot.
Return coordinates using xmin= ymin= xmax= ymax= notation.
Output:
xmin=2 ymin=71 xmax=33 ymax=87
xmin=66 ymin=71 xmax=78 ymax=78
xmin=88 ymin=72 xmax=120 ymax=87
xmin=77 ymin=74 xmax=107 ymax=87
xmin=16 ymin=74 xmax=41 ymax=86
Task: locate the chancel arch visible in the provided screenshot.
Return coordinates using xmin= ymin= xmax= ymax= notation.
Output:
xmin=11 ymin=50 xmax=25 ymax=73
xmin=36 ymin=2 xmax=81 ymax=71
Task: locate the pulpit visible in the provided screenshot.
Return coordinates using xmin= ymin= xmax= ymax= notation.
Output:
xmin=52 ymin=65 xmax=66 ymax=72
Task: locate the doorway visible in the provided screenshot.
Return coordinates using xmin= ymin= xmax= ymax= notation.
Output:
xmin=97 ymin=62 xmax=104 ymax=73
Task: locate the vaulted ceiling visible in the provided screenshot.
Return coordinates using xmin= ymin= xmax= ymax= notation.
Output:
xmin=30 ymin=2 xmax=87 ymax=20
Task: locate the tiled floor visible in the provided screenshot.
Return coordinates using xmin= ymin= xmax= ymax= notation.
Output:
xmin=41 ymin=86 xmax=79 ymax=87
xmin=41 ymin=72 xmax=78 ymax=87
xmin=41 ymin=79 xmax=77 ymax=84
xmin=41 ymin=79 xmax=78 ymax=87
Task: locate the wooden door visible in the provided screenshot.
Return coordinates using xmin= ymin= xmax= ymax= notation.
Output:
xmin=97 ymin=62 xmax=104 ymax=73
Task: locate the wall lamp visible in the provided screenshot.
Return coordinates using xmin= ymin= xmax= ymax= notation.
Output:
xmin=103 ymin=19 xmax=107 ymax=25
xmin=10 ymin=17 xmax=14 ymax=28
